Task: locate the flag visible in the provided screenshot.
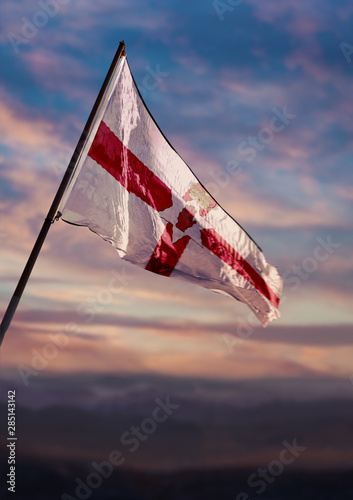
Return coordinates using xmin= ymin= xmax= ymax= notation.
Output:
xmin=59 ymin=56 xmax=282 ymax=327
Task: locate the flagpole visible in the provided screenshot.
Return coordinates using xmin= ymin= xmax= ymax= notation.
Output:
xmin=0 ymin=40 xmax=126 ymax=346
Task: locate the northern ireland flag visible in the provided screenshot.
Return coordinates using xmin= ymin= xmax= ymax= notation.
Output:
xmin=60 ymin=56 xmax=282 ymax=326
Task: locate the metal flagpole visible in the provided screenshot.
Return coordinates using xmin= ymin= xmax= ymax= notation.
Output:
xmin=0 ymin=40 xmax=126 ymax=346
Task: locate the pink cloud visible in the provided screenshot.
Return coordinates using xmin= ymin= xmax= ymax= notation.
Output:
xmin=2 ymin=316 xmax=343 ymax=382
xmin=334 ymin=184 xmax=353 ymax=202
xmin=246 ymin=1 xmax=344 ymax=86
xmin=0 ymin=98 xmax=61 ymax=152
xmin=221 ymin=178 xmax=346 ymax=230
xmin=248 ymin=0 xmax=332 ymax=34
xmin=22 ymin=49 xmax=93 ymax=101
xmin=285 ymin=50 xmax=331 ymax=83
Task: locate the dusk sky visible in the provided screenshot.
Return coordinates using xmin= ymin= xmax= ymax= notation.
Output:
xmin=0 ymin=0 xmax=353 ymax=492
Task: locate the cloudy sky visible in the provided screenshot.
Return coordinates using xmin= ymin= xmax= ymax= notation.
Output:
xmin=0 ymin=0 xmax=352 ymax=477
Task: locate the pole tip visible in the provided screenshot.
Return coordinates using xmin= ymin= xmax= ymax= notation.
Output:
xmin=119 ymin=40 xmax=126 ymax=56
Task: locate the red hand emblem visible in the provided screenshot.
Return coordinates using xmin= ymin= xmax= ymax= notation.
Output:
xmin=176 ymin=205 xmax=197 ymax=232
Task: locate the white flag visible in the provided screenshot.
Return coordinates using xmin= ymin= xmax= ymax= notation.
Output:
xmin=60 ymin=56 xmax=282 ymax=326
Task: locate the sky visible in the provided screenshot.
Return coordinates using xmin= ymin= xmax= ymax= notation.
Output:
xmin=0 ymin=0 xmax=353 ymax=483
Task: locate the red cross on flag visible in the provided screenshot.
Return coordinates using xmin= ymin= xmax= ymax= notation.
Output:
xmin=60 ymin=56 xmax=282 ymax=327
